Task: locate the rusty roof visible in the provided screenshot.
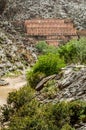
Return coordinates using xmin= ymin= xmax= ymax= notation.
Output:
xmin=25 ymin=19 xmax=77 ymax=36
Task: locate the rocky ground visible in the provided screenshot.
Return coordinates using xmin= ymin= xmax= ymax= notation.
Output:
xmin=0 ymin=0 xmax=86 ymax=77
xmin=0 ymin=65 xmax=86 ymax=130
xmin=35 ymin=65 xmax=86 ymax=130
xmin=0 ymin=20 xmax=37 ymax=78
xmin=3 ymin=0 xmax=86 ymax=29
xmin=0 ymin=0 xmax=86 ymax=129
xmin=36 ymin=65 xmax=86 ymax=103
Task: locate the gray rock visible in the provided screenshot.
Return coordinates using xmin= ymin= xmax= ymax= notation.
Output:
xmin=36 ymin=65 xmax=86 ymax=103
xmin=0 ymin=79 xmax=9 ymax=86
xmin=0 ymin=27 xmax=36 ymax=76
xmin=3 ymin=0 xmax=86 ymax=29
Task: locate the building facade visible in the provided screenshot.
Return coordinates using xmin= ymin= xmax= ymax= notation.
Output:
xmin=24 ymin=19 xmax=82 ymax=46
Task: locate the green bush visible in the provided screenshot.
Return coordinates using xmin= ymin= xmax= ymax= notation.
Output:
xmin=26 ymin=53 xmax=65 ymax=88
xmin=1 ymin=84 xmax=86 ymax=130
xmin=1 ymin=97 xmax=86 ymax=130
xmin=36 ymin=41 xmax=59 ymax=54
xmin=33 ymin=53 xmax=65 ymax=76
xmin=61 ymin=124 xmax=75 ymax=130
xmin=26 ymin=70 xmax=45 ymax=88
xmin=7 ymin=86 xmax=34 ymax=110
xmin=35 ymin=41 xmax=48 ymax=53
xmin=41 ymin=80 xmax=59 ymax=99
xmin=58 ymin=38 xmax=86 ymax=64
xmin=36 ymin=38 xmax=86 ymax=64
xmin=45 ymin=45 xmax=59 ymax=54
xmin=69 ymin=100 xmax=86 ymax=125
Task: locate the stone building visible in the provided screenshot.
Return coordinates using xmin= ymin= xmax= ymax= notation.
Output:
xmin=24 ymin=19 xmax=83 ymax=46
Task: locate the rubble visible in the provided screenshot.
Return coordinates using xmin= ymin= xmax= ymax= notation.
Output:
xmin=36 ymin=65 xmax=86 ymax=102
xmin=0 ymin=27 xmax=36 ymax=77
xmin=3 ymin=0 xmax=86 ymax=29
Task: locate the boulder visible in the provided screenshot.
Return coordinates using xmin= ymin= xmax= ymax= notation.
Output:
xmin=0 ymin=79 xmax=9 ymax=86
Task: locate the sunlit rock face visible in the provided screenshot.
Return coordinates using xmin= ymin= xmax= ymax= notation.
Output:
xmin=3 ymin=0 xmax=86 ymax=29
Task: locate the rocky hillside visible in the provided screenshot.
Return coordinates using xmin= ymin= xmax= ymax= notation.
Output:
xmin=0 ymin=20 xmax=37 ymax=77
xmin=3 ymin=0 xmax=86 ymax=29
xmin=36 ymin=65 xmax=86 ymax=103
xmin=0 ymin=0 xmax=86 ymax=76
xmin=1 ymin=65 xmax=86 ymax=130
xmin=0 ymin=1 xmax=86 ymax=129
xmin=35 ymin=65 xmax=86 ymax=129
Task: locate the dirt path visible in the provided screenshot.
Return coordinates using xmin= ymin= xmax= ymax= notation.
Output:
xmin=0 ymin=75 xmax=26 ymax=106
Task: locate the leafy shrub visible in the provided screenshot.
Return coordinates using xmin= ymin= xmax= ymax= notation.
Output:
xmin=7 ymin=86 xmax=34 ymax=110
xmin=51 ymin=102 xmax=71 ymax=127
xmin=69 ymin=100 xmax=86 ymax=125
xmin=45 ymin=45 xmax=59 ymax=54
xmin=36 ymin=38 xmax=86 ymax=64
xmin=1 ymin=105 xmax=13 ymax=122
xmin=1 ymin=84 xmax=86 ymax=130
xmin=11 ymin=101 xmax=86 ymax=129
xmin=26 ymin=70 xmax=45 ymax=88
xmin=41 ymin=80 xmax=59 ymax=99
xmin=58 ymin=38 xmax=86 ymax=64
xmin=36 ymin=41 xmax=59 ymax=54
xmin=61 ymin=124 xmax=75 ymax=130
xmin=80 ymin=115 xmax=86 ymax=123
xmin=36 ymin=41 xmax=48 ymax=53
xmin=26 ymin=53 xmax=65 ymax=88
xmin=33 ymin=53 xmax=65 ymax=76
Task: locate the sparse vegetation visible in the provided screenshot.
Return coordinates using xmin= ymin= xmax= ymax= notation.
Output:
xmin=58 ymin=38 xmax=86 ymax=64
xmin=36 ymin=41 xmax=58 ymax=54
xmin=1 ymin=86 xmax=86 ymax=130
xmin=0 ymin=0 xmax=86 ymax=129
xmin=1 ymin=38 xmax=86 ymax=130
xmin=26 ymin=71 xmax=45 ymax=89
xmin=33 ymin=53 xmax=65 ymax=76
xmin=36 ymin=41 xmax=48 ymax=53
xmin=4 ymin=70 xmax=22 ymax=77
xmin=26 ymin=53 xmax=65 ymax=88
xmin=41 ymin=80 xmax=59 ymax=99
xmin=36 ymin=38 xmax=86 ymax=64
